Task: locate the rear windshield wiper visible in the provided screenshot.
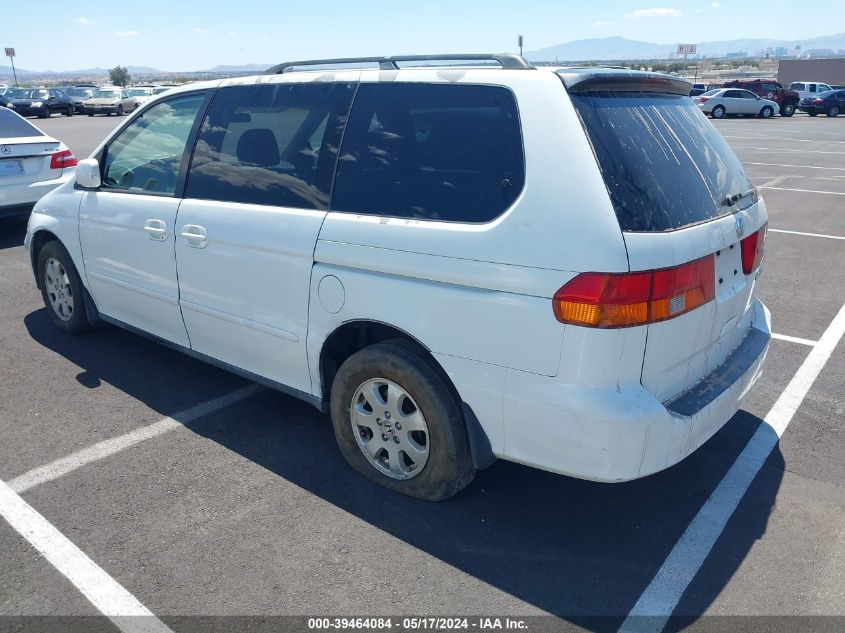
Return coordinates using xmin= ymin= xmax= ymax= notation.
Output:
xmin=722 ymin=188 xmax=759 ymax=207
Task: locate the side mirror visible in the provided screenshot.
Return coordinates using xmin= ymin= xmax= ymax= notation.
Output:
xmin=76 ymin=158 xmax=102 ymax=189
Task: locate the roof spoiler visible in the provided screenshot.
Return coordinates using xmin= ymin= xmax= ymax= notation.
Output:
xmin=558 ymin=69 xmax=692 ymax=96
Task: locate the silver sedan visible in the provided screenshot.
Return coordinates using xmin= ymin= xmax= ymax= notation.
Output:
xmin=694 ymin=88 xmax=779 ymax=119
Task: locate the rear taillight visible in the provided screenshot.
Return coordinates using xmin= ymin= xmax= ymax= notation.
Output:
xmin=740 ymin=224 xmax=767 ymax=274
xmin=50 ymin=149 xmax=77 ymax=170
xmin=699 ymin=96 xmax=709 ymax=104
xmin=553 ymin=255 xmax=716 ymax=328
xmin=812 ymin=98 xmax=824 ymax=105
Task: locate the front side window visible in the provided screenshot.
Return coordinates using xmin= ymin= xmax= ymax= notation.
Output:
xmin=332 ymin=83 xmax=524 ymax=223
xmin=102 ymin=93 xmax=205 ymax=195
xmin=185 ymin=82 xmax=355 ymax=210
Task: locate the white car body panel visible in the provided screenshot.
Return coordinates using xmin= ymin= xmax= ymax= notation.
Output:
xmin=78 ymin=191 xmax=189 ymax=347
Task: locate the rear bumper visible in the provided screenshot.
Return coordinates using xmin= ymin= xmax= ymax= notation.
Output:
xmin=500 ymin=299 xmax=771 ymax=482
xmin=0 ymin=172 xmax=74 ymax=213
xmin=84 ymin=105 xmax=119 ymax=114
xmin=798 ymin=105 xmax=825 ymax=114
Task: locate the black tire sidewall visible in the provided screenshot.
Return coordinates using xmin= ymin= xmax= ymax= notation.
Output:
xmin=712 ymin=106 xmax=725 ymax=118
xmin=829 ymin=106 xmax=840 ymax=117
xmin=761 ymin=107 xmax=773 ymax=118
xmin=37 ymin=241 xmax=90 ymax=334
xmin=330 ymin=343 xmax=475 ymax=501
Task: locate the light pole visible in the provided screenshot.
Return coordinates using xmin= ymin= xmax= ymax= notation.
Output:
xmin=4 ymin=48 xmax=18 ymax=86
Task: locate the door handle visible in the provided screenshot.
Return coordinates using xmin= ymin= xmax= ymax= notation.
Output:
xmin=180 ymin=224 xmax=208 ymax=248
xmin=143 ymin=219 xmax=168 ymax=241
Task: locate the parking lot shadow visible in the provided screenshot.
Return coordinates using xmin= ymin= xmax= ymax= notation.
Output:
xmin=0 ymin=216 xmax=28 ymax=250
xmin=25 ymin=311 xmax=784 ymax=631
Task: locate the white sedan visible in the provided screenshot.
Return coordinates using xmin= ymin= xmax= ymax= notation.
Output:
xmin=0 ymin=108 xmax=77 ymax=217
xmin=694 ymin=88 xmax=779 ymax=119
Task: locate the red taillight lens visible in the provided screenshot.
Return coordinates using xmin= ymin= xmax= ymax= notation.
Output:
xmin=50 ymin=149 xmax=77 ymax=170
xmin=553 ymin=255 xmax=716 ymax=328
xmin=812 ymin=98 xmax=824 ymax=104
xmin=740 ymin=225 xmax=767 ymax=274
xmin=699 ymin=96 xmax=709 ymax=103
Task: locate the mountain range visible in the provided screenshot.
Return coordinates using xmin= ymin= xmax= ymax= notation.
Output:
xmin=3 ymin=32 xmax=845 ymax=81
xmin=526 ymin=33 xmax=845 ymax=61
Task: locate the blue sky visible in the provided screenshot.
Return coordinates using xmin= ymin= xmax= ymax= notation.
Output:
xmin=4 ymin=0 xmax=844 ymax=71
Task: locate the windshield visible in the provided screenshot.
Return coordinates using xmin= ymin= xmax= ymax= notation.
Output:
xmin=128 ymin=88 xmax=152 ymax=96
xmin=701 ymin=89 xmax=721 ymax=96
xmin=571 ymin=91 xmax=754 ymax=232
xmin=0 ymin=108 xmax=45 ymax=137
xmin=66 ymin=88 xmax=94 ymax=98
xmin=93 ymin=90 xmax=121 ymax=98
xmin=18 ymin=89 xmax=50 ymax=100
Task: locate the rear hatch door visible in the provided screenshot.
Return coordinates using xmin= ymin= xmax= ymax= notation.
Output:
xmin=563 ymin=70 xmax=767 ymax=403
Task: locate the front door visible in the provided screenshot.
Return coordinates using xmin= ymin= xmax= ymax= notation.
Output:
xmin=175 ymin=80 xmax=355 ymax=394
xmin=79 ymin=92 xmax=207 ymax=346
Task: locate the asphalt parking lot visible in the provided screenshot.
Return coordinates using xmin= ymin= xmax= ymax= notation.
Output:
xmin=1 ymin=113 xmax=844 ymax=633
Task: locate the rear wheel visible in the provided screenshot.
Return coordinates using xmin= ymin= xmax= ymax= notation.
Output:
xmin=37 ymin=241 xmax=91 ymax=334
xmin=809 ymin=111 xmax=818 ymax=117
xmin=330 ymin=342 xmax=475 ymax=501
xmin=828 ymin=105 xmax=840 ymax=118
xmin=780 ymin=103 xmax=796 ymax=117
xmin=711 ymin=105 xmax=726 ymax=119
xmin=759 ymin=106 xmax=774 ymax=119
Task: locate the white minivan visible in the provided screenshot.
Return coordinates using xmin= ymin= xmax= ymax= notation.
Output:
xmin=25 ymin=55 xmax=771 ymax=501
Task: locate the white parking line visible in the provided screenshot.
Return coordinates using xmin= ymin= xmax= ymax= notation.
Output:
xmin=769 ymin=228 xmax=845 ymax=241
xmin=771 ymin=333 xmax=819 ymax=346
xmin=723 ymin=134 xmax=845 ymax=145
xmin=734 ymin=147 xmax=845 ymax=155
xmin=0 ymin=479 xmax=174 ymax=633
xmin=759 ymin=186 xmax=845 ymax=196
xmin=743 ymin=162 xmax=845 ymax=171
xmin=619 ymin=300 xmax=845 ymax=633
xmin=8 ymin=384 xmax=264 ymax=494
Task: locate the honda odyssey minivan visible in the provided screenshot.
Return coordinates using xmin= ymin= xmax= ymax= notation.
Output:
xmin=25 ymin=54 xmax=771 ymax=501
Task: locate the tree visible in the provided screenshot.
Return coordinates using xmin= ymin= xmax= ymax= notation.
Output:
xmin=109 ymin=65 xmax=131 ymax=87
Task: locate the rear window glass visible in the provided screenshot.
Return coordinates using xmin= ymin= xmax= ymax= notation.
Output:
xmin=332 ymin=83 xmax=524 ymax=223
xmin=0 ymin=108 xmax=44 ymax=138
xmin=570 ymin=92 xmax=754 ymax=232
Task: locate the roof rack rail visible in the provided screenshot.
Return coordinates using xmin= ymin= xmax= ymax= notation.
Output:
xmin=264 ymin=54 xmax=534 ymax=74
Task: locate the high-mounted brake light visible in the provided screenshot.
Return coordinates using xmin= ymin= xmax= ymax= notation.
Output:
xmin=50 ymin=149 xmax=77 ymax=170
xmin=553 ymin=255 xmax=715 ymax=328
xmin=740 ymin=224 xmax=767 ymax=274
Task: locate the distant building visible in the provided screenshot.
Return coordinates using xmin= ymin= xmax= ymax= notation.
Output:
xmin=777 ymin=58 xmax=845 ymax=86
xmin=726 ymin=51 xmax=748 ymax=59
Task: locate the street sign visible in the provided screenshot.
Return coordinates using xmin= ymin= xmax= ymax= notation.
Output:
xmin=677 ymin=44 xmax=697 ymax=55
xmin=4 ymin=48 xmax=15 ymax=57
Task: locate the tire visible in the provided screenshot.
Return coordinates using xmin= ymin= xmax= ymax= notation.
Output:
xmin=38 ymin=109 xmax=49 ymax=119
xmin=65 ymin=105 xmax=73 ymax=117
xmin=117 ymin=105 xmax=124 ymax=116
xmin=330 ymin=342 xmax=475 ymax=501
xmin=809 ymin=111 xmax=818 ymax=117
xmin=760 ymin=106 xmax=774 ymax=119
xmin=711 ymin=105 xmax=726 ymax=119
xmin=37 ymin=241 xmax=92 ymax=334
xmin=828 ymin=106 xmax=840 ymax=118
xmin=780 ymin=103 xmax=795 ymax=117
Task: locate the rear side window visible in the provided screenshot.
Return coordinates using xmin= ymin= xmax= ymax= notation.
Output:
xmin=0 ymin=108 xmax=44 ymax=137
xmin=571 ymin=92 xmax=754 ymax=232
xmin=185 ymin=83 xmax=355 ymax=210
xmin=332 ymin=83 xmax=524 ymax=223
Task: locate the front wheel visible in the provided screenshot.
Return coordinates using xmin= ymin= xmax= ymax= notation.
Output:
xmin=37 ymin=241 xmax=92 ymax=334
xmin=780 ymin=103 xmax=796 ymax=117
xmin=760 ymin=106 xmax=774 ymax=119
xmin=330 ymin=342 xmax=475 ymax=501
xmin=828 ymin=106 xmax=840 ymax=118
xmin=65 ymin=105 xmax=73 ymax=117
xmin=117 ymin=105 xmax=124 ymax=116
xmin=809 ymin=111 xmax=819 ymax=117
xmin=711 ymin=105 xmax=726 ymax=119
xmin=38 ymin=109 xmax=49 ymax=119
